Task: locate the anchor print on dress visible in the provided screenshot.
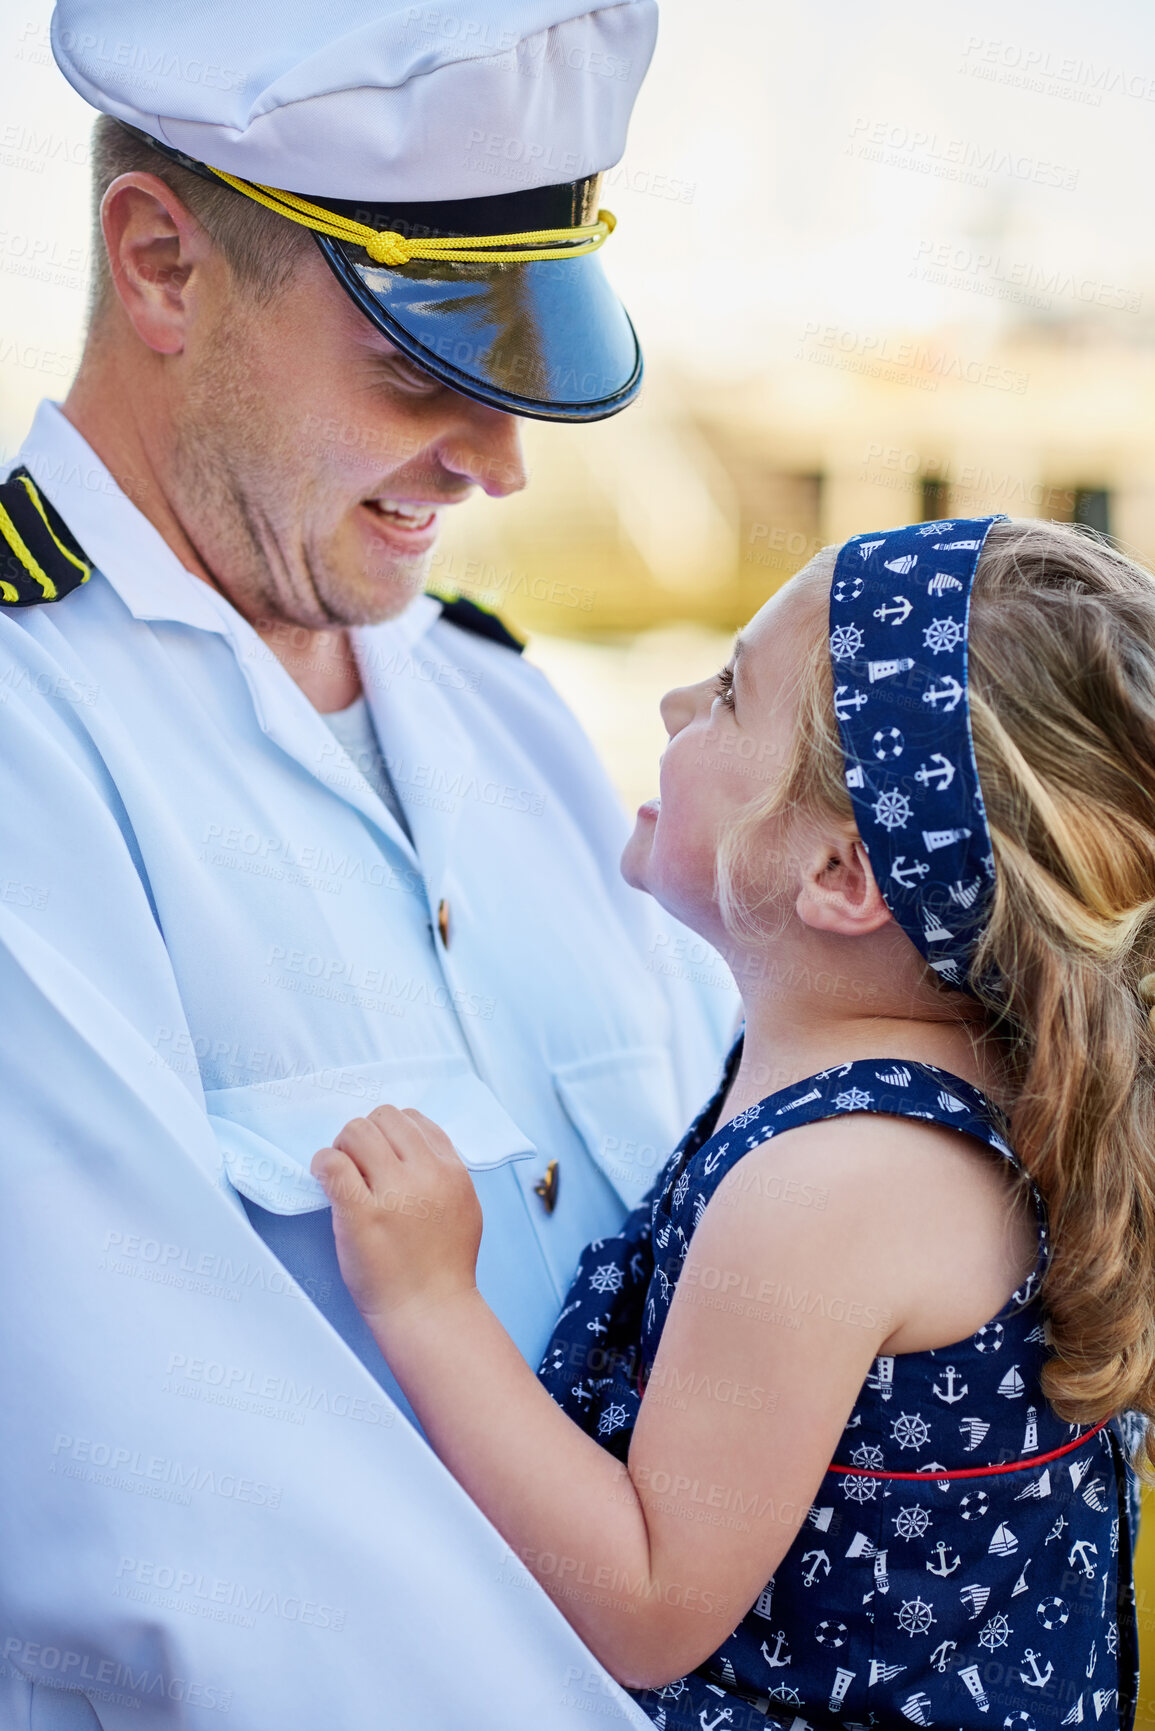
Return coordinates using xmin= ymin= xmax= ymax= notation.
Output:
xmin=933 ymin=1365 xmax=967 ymax=1404
xmin=926 ymin=1542 xmax=962 ymax=1578
xmin=1069 ymin=1539 xmax=1098 ymax=1579
xmin=761 ymin=1631 xmax=791 ymax=1669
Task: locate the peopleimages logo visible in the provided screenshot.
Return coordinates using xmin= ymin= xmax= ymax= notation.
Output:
xmin=50 ymin=1430 xmax=283 ymax=1508
xmin=2 ymin=1637 xmax=232 ymax=1713
xmin=57 ymin=29 xmax=243 ymax=91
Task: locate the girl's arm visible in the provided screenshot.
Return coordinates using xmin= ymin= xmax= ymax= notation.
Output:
xmin=311 ymin=1106 xmax=946 ymax=1689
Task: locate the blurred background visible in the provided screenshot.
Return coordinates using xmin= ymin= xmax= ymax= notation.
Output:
xmin=3 ymin=0 xmax=1155 ymax=1710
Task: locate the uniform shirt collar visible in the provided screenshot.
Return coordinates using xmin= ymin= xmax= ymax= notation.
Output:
xmin=9 ymin=399 xmax=441 ymax=649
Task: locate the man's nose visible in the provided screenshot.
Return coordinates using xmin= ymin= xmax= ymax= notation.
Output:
xmin=438 ymin=403 xmax=528 ymax=499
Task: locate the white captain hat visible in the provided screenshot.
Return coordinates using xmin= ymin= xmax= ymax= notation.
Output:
xmin=51 ymin=0 xmax=659 ymax=420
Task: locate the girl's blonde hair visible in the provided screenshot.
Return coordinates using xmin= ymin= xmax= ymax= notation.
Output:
xmin=720 ymin=519 xmax=1155 ymax=1457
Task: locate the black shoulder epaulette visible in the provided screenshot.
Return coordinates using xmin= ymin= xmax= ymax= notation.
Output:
xmin=430 ymin=591 xmax=524 ymax=654
xmin=0 ymin=468 xmax=92 ymax=606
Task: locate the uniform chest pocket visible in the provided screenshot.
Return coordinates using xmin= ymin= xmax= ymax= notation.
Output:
xmin=551 ymin=1046 xmax=685 ymax=1208
xmin=207 ymin=1055 xmax=537 ymax=1215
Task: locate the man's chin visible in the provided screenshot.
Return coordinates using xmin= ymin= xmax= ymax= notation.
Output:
xmin=321 ymin=548 xmax=434 ymax=627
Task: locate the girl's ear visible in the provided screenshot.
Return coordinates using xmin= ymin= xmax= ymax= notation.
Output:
xmin=796 ymin=830 xmax=894 ymax=936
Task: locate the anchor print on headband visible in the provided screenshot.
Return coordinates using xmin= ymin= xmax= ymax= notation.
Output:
xmin=828 ymin=516 xmax=1006 ymax=997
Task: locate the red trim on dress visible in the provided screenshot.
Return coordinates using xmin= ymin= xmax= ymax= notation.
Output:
xmin=829 ymin=1416 xmax=1112 ymax=1481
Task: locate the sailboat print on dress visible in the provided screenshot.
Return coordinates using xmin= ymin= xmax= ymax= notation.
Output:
xmin=988 ymin=1523 xmax=1019 ymax=1557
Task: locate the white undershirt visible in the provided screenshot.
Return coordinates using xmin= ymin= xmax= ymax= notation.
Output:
xmin=322 ymin=694 xmax=413 ymax=841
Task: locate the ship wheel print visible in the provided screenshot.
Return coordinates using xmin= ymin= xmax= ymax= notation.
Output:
xmin=897 ymin=1597 xmax=936 ymax=1637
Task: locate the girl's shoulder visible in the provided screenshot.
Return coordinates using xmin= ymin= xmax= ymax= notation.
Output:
xmin=671 ymin=1059 xmax=1041 ymax=1357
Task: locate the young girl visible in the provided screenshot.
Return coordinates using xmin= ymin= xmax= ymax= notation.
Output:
xmin=312 ymin=516 xmax=1151 ymax=1731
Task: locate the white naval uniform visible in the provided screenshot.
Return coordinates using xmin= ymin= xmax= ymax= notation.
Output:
xmin=0 ymin=402 xmax=735 ymax=1729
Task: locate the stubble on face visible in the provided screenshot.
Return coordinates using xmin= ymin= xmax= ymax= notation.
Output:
xmin=169 ymin=287 xmax=434 ymax=633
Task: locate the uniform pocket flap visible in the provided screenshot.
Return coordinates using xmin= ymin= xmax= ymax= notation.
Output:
xmin=207 ymin=1055 xmax=537 ymax=1215
xmin=552 ymin=1047 xmax=684 ymax=1208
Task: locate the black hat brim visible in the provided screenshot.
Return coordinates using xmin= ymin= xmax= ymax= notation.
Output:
xmin=313 ymin=234 xmax=642 ymax=423
xmin=127 ymin=128 xmax=643 ymax=423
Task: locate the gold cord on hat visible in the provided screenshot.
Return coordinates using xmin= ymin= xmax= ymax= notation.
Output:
xmin=208 ymin=167 xmax=616 ymax=265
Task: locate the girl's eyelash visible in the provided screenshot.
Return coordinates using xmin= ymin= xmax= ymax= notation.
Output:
xmin=714 ymin=665 xmax=735 ymax=707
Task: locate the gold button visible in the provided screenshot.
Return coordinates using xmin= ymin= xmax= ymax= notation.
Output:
xmin=533 ymin=1159 xmax=560 ymax=1215
xmin=437 ymin=898 xmax=450 ymax=947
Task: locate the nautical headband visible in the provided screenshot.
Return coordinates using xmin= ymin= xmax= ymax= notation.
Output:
xmin=828 ymin=516 xmax=1006 ymax=994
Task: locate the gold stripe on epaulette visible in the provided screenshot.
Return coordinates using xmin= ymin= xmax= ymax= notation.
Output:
xmin=18 ymin=476 xmax=91 ymax=582
xmin=0 ymin=499 xmax=56 ymax=600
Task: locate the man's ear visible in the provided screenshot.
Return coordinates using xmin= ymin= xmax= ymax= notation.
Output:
xmin=99 ymin=172 xmax=216 ymax=356
xmin=796 ymin=829 xmax=893 ymax=936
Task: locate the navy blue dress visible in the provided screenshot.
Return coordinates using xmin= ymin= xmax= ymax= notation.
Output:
xmin=539 ymin=1051 xmax=1138 ymax=1731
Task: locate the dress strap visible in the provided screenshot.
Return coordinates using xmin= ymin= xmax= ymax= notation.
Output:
xmin=682 ymin=1056 xmax=1050 ymax=1310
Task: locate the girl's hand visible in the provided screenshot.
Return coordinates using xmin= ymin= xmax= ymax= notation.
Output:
xmin=310 ymin=1106 xmax=482 ymax=1337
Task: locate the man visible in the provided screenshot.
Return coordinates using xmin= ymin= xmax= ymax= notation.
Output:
xmin=0 ymin=2 xmax=733 ymax=1726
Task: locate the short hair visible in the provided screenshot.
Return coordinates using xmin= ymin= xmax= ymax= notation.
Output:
xmin=88 ymin=115 xmax=309 ymax=324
